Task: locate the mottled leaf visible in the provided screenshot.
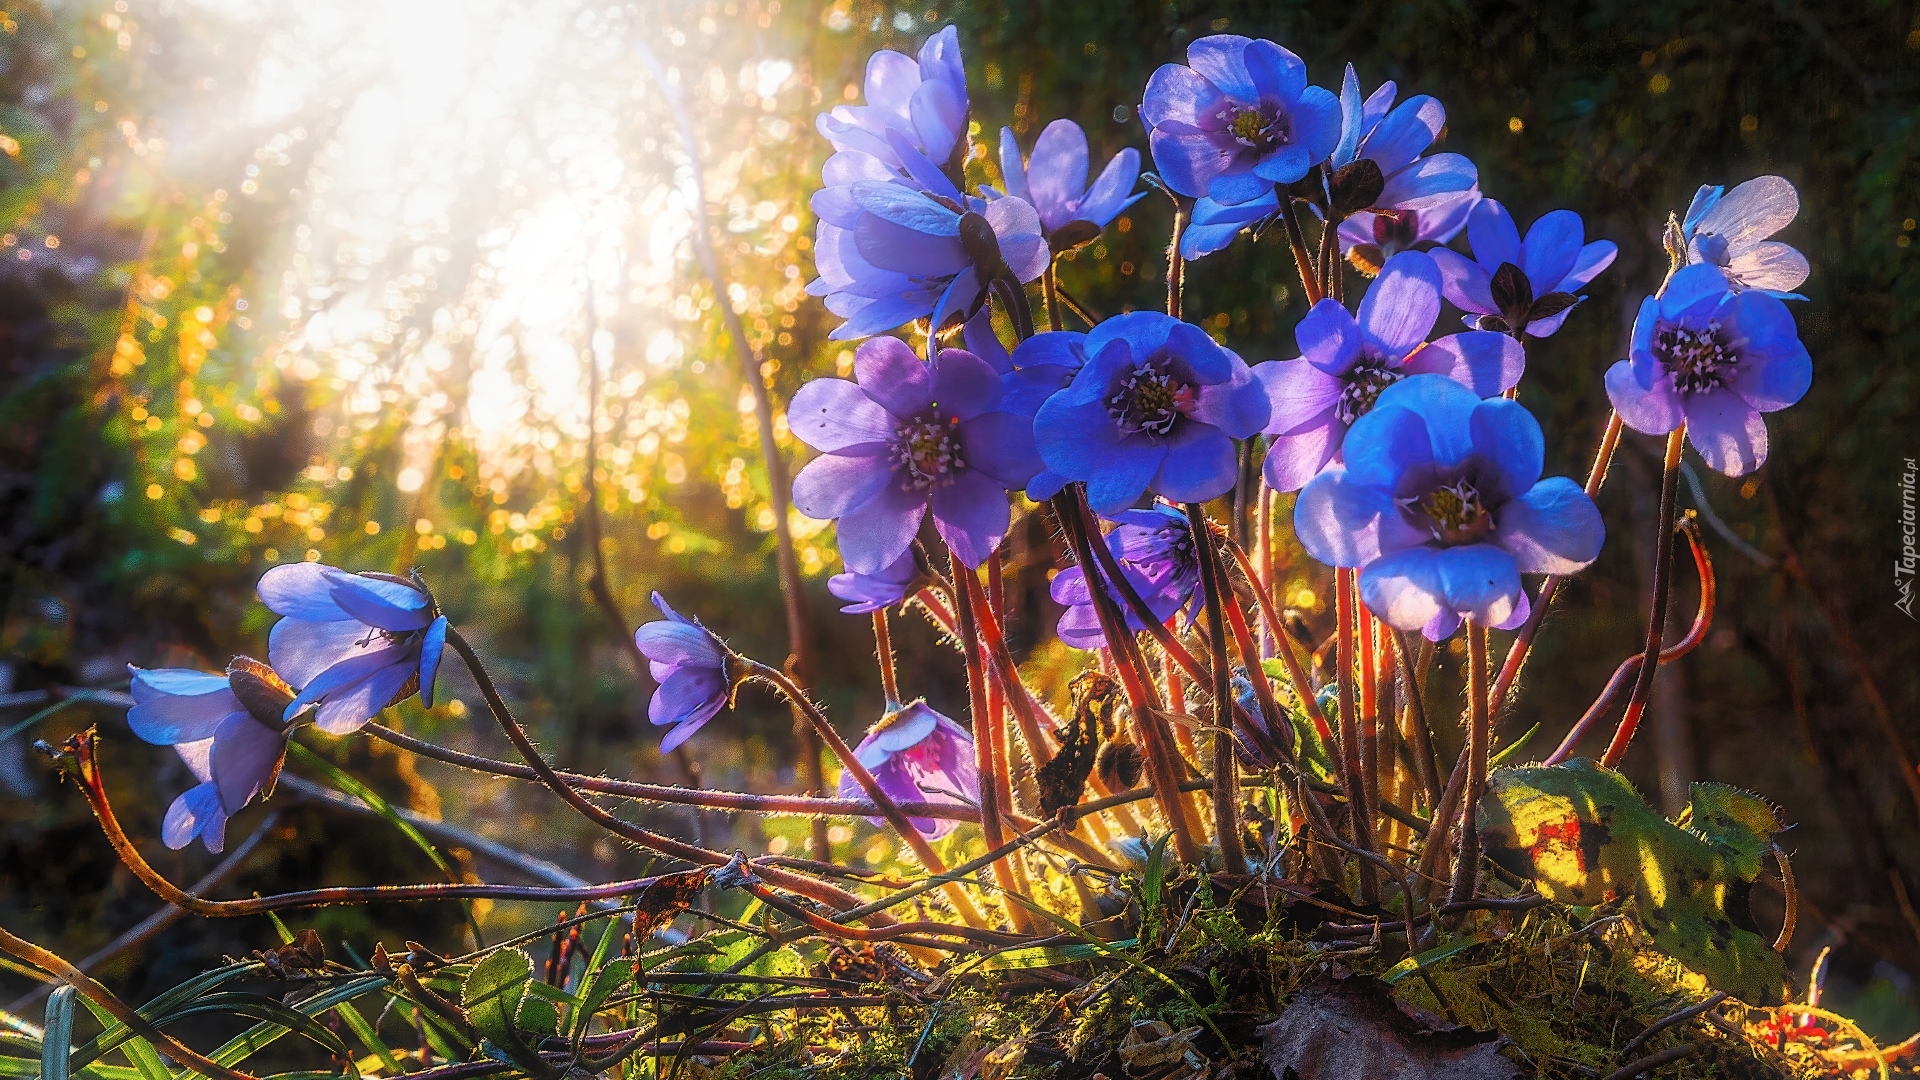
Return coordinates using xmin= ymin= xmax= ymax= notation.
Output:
xmin=1260 ymin=975 xmax=1520 ymax=1080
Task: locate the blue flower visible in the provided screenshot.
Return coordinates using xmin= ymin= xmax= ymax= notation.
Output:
xmin=1294 ymin=375 xmax=1604 ymax=637
xmin=1140 ymin=35 xmax=1340 ymax=206
xmin=1604 ymin=264 xmax=1812 ymax=477
xmin=1680 ymin=175 xmax=1808 ymax=299
xmin=260 ymin=564 xmax=447 ymax=734
xmin=1328 ymin=66 xmax=1480 ymax=274
xmin=634 ymin=592 xmax=736 ymax=754
xmin=993 ymin=119 xmax=1144 ymax=247
xmin=1034 ymin=312 xmax=1270 ymax=514
xmin=127 ymin=658 xmax=297 ymax=853
xmin=1431 ymin=199 xmax=1617 ymax=338
xmin=1050 ymin=504 xmax=1203 ymax=649
xmin=837 ymin=701 xmax=979 ymax=838
xmin=829 ymin=549 xmax=923 ymax=614
xmin=816 ymin=26 xmax=969 ymax=190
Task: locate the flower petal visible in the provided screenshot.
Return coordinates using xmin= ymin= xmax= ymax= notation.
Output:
xmin=959 ymin=410 xmax=1042 ymax=488
xmin=1494 ymin=477 xmax=1605 ymax=574
xmin=1433 ymin=544 xmax=1522 ymax=627
xmin=1358 ymin=250 xmax=1442 ymax=359
xmin=1256 ymin=357 xmax=1345 ymax=435
xmin=211 ymin=713 xmax=286 ymax=814
xmin=1295 ymin=298 xmax=1364 ymax=375
xmin=1262 ymin=419 xmax=1343 ymax=492
xmin=837 ymin=478 xmax=929 ymax=575
xmin=854 ymin=335 xmax=935 ymax=417
xmin=268 ymin=617 xmax=386 ymax=690
xmin=1465 ymin=199 xmax=1520 ymax=270
xmin=931 ymin=469 xmax=1012 ymax=567
xmin=162 ymin=782 xmax=225 ymax=852
xmin=1431 ymin=248 xmax=1494 ymax=315
xmin=789 ymin=378 xmax=895 ymax=452
xmin=419 ymin=616 xmax=447 ymax=709
xmin=1360 ymin=547 xmax=1446 ymax=631
xmin=1694 ymin=174 xmax=1798 ymax=255
xmin=1518 ymin=210 xmax=1583 ymax=295
xmin=1028 ymin=119 xmax=1089 ymax=230
xmin=1469 ymin=397 xmax=1545 ymax=499
xmin=1402 ymin=331 xmax=1524 ymax=396
xmin=931 ymin=347 xmax=1005 ymax=421
xmin=1605 ymin=358 xmax=1685 ymax=435
xmin=1151 ymin=422 xmax=1237 ymax=504
xmin=1724 ymin=242 xmax=1809 ymax=295
xmin=1685 ymin=387 xmax=1770 ymax=476
xmin=257 ymin=563 xmax=354 ymax=621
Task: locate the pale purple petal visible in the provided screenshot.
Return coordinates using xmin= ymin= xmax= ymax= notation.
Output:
xmin=853 ymin=335 xmax=934 ymax=418
xmin=793 ymin=451 xmax=895 ymax=522
xmin=789 ymin=379 xmax=895 ymax=452
xmin=210 ymin=713 xmax=285 ymax=814
xmin=257 ymin=562 xmax=353 ymax=621
xmin=1358 ymin=250 xmax=1442 ymax=358
xmin=930 ymin=348 xmax=1005 ymax=422
xmin=1402 ymin=332 xmax=1524 ymax=396
xmin=1605 ymin=359 xmax=1685 ymax=436
xmin=1684 ymin=387 xmax=1770 ymax=476
xmin=931 ymin=469 xmax=1012 ymax=567
xmin=1256 ymin=357 xmax=1345 ymax=435
xmin=837 ymin=479 xmax=929 ymax=575
xmin=1431 ymin=248 xmax=1495 ymax=315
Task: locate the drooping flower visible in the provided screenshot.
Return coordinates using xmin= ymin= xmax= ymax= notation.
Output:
xmin=1050 ymin=504 xmax=1204 ymax=649
xmin=808 ymin=181 xmax=1049 ymax=341
xmin=1328 ymin=67 xmax=1480 ymax=274
xmin=1603 ymin=264 xmax=1812 ymax=476
xmin=1034 ymin=312 xmax=1270 ymax=515
xmin=816 ymin=26 xmax=969 ymax=186
xmin=1140 ymin=35 xmax=1340 ymax=206
xmin=837 ymin=701 xmax=979 ymax=838
xmin=1255 ymin=250 xmax=1523 ymax=492
xmin=993 ymin=119 xmax=1144 ymax=250
xmin=1431 ymin=200 xmax=1617 ymax=338
xmin=790 ymin=337 xmax=1041 ymax=573
xmin=634 ymin=592 xmax=737 ymax=753
xmin=260 ymin=564 xmax=447 ymax=734
xmin=1295 ymin=375 xmax=1605 ymax=637
xmin=829 ymin=549 xmax=924 ymax=614
xmin=1680 ymin=175 xmax=1809 ymax=298
xmin=127 ymin=658 xmax=299 ymax=853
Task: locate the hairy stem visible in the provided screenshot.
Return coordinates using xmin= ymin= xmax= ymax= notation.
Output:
xmin=1450 ymin=620 xmax=1491 ymax=905
xmin=1187 ymin=502 xmax=1247 ymax=874
xmin=873 ymin=610 xmax=899 ymax=707
xmin=1274 ymin=190 xmax=1325 ymax=304
xmin=1336 ymin=569 xmax=1379 ymax=901
xmin=1603 ymin=427 xmax=1687 ymax=768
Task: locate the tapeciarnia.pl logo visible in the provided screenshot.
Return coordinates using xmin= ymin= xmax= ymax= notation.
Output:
xmin=1900 ymin=457 xmax=1917 ymax=619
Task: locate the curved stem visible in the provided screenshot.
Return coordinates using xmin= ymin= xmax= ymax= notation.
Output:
xmin=1186 ymin=502 xmax=1247 ymax=874
xmin=1602 ymin=427 xmax=1687 ymax=768
xmin=1336 ymin=568 xmax=1378 ymax=901
xmin=1449 ymin=619 xmax=1491 ymax=905
xmin=1042 ymin=263 xmax=1064 ymax=332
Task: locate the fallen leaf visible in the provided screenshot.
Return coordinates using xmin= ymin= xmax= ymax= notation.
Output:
xmin=1119 ymin=1019 xmax=1208 ymax=1080
xmin=1259 ymin=975 xmax=1521 ymax=1080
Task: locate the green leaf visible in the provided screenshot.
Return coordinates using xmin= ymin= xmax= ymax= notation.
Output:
xmin=974 ymin=939 xmax=1138 ymax=972
xmin=202 ymin=978 xmax=388 ymax=1070
xmin=460 ymin=950 xmax=546 ymax=1074
xmin=1381 ymin=932 xmax=1492 ymax=984
xmin=331 ymin=1001 xmax=401 ymax=1076
xmin=1264 ymin=659 xmax=1336 ymax=783
xmin=570 ymin=965 xmax=631 ymax=1039
xmin=1489 ymin=723 xmax=1540 ymax=768
xmin=1141 ymin=833 xmax=1172 ymax=914
xmin=62 ymin=964 xmax=261 ymax=1072
xmin=1476 ymin=758 xmax=1788 ymax=1004
xmin=515 ymin=995 xmax=558 ymax=1043
xmin=41 ymin=987 xmax=76 ymax=1080
xmin=75 ymin=996 xmax=167 ymax=1080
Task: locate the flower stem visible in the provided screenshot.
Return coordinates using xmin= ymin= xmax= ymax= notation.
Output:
xmin=948 ymin=557 xmax=1036 ymax=930
xmin=742 ymin=654 xmax=991 ymax=929
xmin=1389 ymin=629 xmax=1442 ymax=808
xmin=1186 ymin=502 xmax=1247 ymax=874
xmin=1274 ymin=190 xmax=1324 ymax=305
xmin=971 ymin=556 xmax=1056 ymax=768
xmin=1223 ymin=537 xmax=1336 ymax=746
xmin=1335 ymin=569 xmax=1378 ymax=901
xmin=1449 ymin=618 xmax=1491 ymax=905
xmin=1043 ymin=262 xmax=1064 ymax=333
xmin=1602 ymin=426 xmax=1688 ymax=768
xmin=1167 ymin=194 xmax=1190 ymax=320
xmin=873 ymin=610 xmax=899 ymax=708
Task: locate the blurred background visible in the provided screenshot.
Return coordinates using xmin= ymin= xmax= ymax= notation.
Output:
xmin=2 ymin=0 xmax=1916 ymax=1043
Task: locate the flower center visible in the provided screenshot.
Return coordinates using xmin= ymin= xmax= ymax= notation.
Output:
xmin=890 ymin=413 xmax=965 ymax=491
xmin=1656 ymin=320 xmax=1739 ymax=394
xmin=1335 ymin=356 xmax=1404 ymax=425
xmin=1225 ymin=106 xmax=1287 ymax=150
xmin=1108 ymin=358 xmax=1196 ymax=439
xmin=1409 ymin=478 xmax=1494 ymax=545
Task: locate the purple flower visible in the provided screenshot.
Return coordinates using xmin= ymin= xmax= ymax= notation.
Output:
xmin=1431 ymin=200 xmax=1617 ymax=338
xmin=1681 ymin=175 xmax=1808 ymax=299
xmin=127 ymin=658 xmax=296 ymax=853
xmin=994 ymin=119 xmax=1144 ymax=248
xmin=809 ymin=181 xmax=1049 ymax=341
xmin=634 ymin=592 xmax=736 ymax=753
xmin=1295 ymin=375 xmax=1604 ymax=637
xmin=1141 ymin=35 xmax=1340 ymax=206
xmin=829 ymin=549 xmax=923 ymax=614
xmin=1050 ymin=504 xmax=1203 ymax=649
xmin=1328 ymin=67 xmax=1480 ymax=274
xmin=1603 ymin=264 xmax=1812 ymax=477
xmin=260 ymin=564 xmax=447 ymax=734
xmin=837 ymin=701 xmax=979 ymax=838
xmin=816 ymin=26 xmax=969 ymax=184
xmin=790 ymin=337 xmax=1041 ymax=574
xmin=1034 ymin=312 xmax=1270 ymax=515
xmin=1255 ymin=250 xmax=1524 ymax=491
xmin=1181 ymin=190 xmax=1281 ymax=260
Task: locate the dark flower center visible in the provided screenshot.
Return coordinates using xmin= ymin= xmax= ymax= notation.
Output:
xmin=1225 ymin=106 xmax=1288 ymax=151
xmin=891 ymin=413 xmax=966 ymax=491
xmin=1108 ymin=357 xmax=1196 ymax=439
xmin=1410 ymin=478 xmax=1494 ymax=545
xmin=1656 ymin=320 xmax=1739 ymax=394
xmin=1335 ymin=356 xmax=1404 ymax=425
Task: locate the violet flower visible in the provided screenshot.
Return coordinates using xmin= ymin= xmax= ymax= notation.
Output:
xmin=816 ymin=26 xmax=969 ymax=185
xmin=837 ymin=701 xmax=979 ymax=838
xmin=127 ymin=658 xmax=298 ymax=853
xmin=1255 ymin=250 xmax=1523 ymax=492
xmin=1328 ymin=67 xmax=1480 ymax=274
xmin=1033 ymin=311 xmax=1270 ymax=515
xmin=993 ymin=119 xmax=1144 ymax=250
xmin=1295 ymin=375 xmax=1604 ymax=637
xmin=809 ymin=180 xmax=1049 ymax=341
xmin=790 ymin=337 xmax=1041 ymax=574
xmin=829 ymin=549 xmax=923 ymax=615
xmin=1050 ymin=504 xmax=1203 ymax=649
xmin=995 ymin=329 xmax=1092 ymax=500
xmin=1681 ymin=175 xmax=1809 ymax=298
xmin=1603 ymin=264 xmax=1812 ymax=477
xmin=1141 ymin=34 xmax=1340 ymax=206
xmin=1431 ymin=199 xmax=1617 ymax=338
xmin=634 ymin=591 xmax=737 ymax=754
xmin=260 ymin=564 xmax=447 ymax=734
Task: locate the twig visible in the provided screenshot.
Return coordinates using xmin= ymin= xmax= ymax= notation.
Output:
xmin=1598 ymin=1041 xmax=1699 ymax=1080
xmin=1617 ymin=993 xmax=1727 ymax=1062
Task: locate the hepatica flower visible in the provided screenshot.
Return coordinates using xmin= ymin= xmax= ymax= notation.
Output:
xmin=127 ymin=658 xmax=298 ymax=853
xmin=1296 ymin=375 xmax=1604 ymax=638
xmin=1329 ymin=67 xmax=1480 ymax=274
xmin=1051 ymin=504 xmax=1203 ymax=649
xmin=994 ymin=119 xmax=1143 ymax=250
xmin=1141 ymin=34 xmax=1340 ymax=206
xmin=1035 ymin=311 xmax=1270 ymax=514
xmin=809 ymin=181 xmax=1049 ymax=341
xmin=1604 ymin=264 xmax=1812 ymax=476
xmin=260 ymin=564 xmax=447 ymax=734
xmin=790 ymin=337 xmax=1040 ymax=574
xmin=1255 ymin=250 xmax=1523 ymax=491
xmin=816 ymin=26 xmax=969 ymax=183
xmin=1431 ymin=200 xmax=1617 ymax=338
xmin=828 ymin=549 xmax=923 ymax=615
xmin=634 ymin=592 xmax=739 ymax=753
xmin=1681 ymin=175 xmax=1809 ymax=298
xmin=837 ymin=701 xmax=979 ymax=838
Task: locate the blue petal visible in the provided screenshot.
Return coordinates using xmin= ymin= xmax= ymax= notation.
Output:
xmin=419 ymin=616 xmax=448 ymax=709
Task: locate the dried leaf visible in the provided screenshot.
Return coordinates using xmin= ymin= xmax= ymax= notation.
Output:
xmin=252 ymin=928 xmax=326 ymax=979
xmin=630 ymin=867 xmax=710 ymax=949
xmin=1036 ymin=675 xmax=1105 ymax=815
xmin=1119 ymin=1020 xmax=1208 ymax=1080
xmin=1259 ymin=975 xmax=1521 ymax=1080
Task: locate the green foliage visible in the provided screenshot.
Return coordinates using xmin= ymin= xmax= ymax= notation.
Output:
xmin=460 ymin=948 xmax=545 ymax=1073
xmin=1476 ymin=759 xmax=1788 ymax=1004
